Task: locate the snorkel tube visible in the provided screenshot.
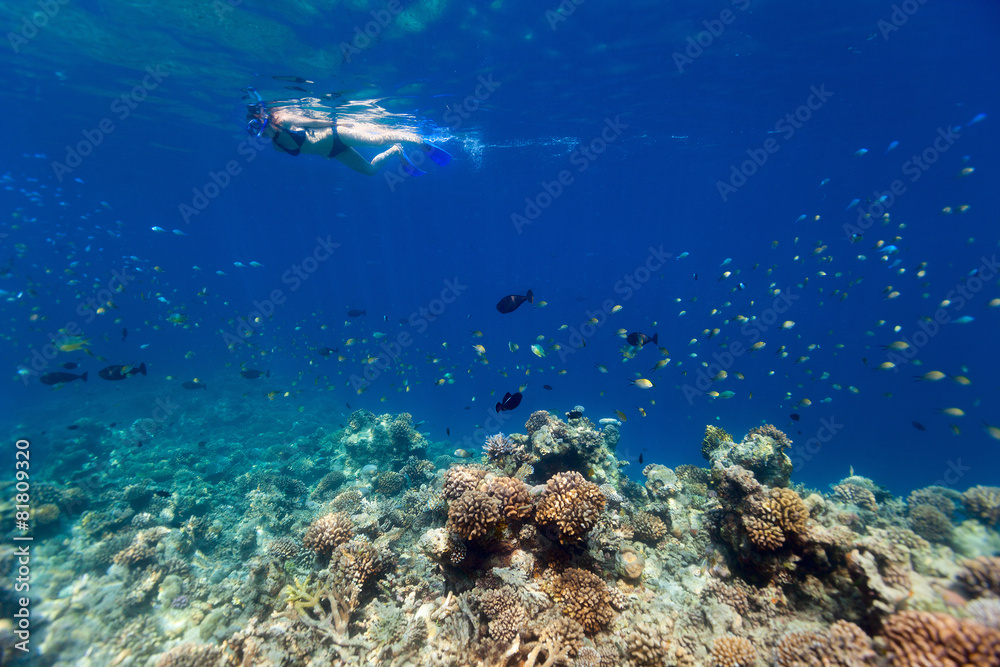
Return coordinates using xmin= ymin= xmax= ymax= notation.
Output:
xmin=242 ymin=87 xmax=269 ymax=136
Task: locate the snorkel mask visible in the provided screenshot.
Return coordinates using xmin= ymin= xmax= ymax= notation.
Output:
xmin=242 ymin=87 xmax=269 ymax=136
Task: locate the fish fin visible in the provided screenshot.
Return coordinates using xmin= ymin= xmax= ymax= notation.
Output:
xmin=526 ymin=289 xmax=534 ymax=304
xmin=651 ymin=333 xmax=658 ymax=345
xmin=138 ymin=362 xmax=147 ymax=376
xmin=81 ymin=372 xmax=88 ymax=382
xmin=495 ymin=402 xmax=502 ymax=413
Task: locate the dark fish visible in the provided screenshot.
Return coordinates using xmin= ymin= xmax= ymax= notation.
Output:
xmin=121 ymin=327 xmax=128 ymax=342
xmin=567 ymin=410 xmax=583 ymax=419
xmin=446 ymin=428 xmax=451 ymax=436
xmin=912 ymin=421 xmax=926 ymax=431
xmin=110 ymin=422 xmax=116 ymax=427
xmin=495 ymin=391 xmax=523 ymax=413
xmin=346 ymin=402 xmax=352 ymax=409
xmin=198 ymin=440 xmax=208 ymax=447
xmin=543 ymin=384 xmax=553 ymax=390
xmin=98 ymin=363 xmax=146 ymax=381
xmin=317 ymin=347 xmax=337 ymax=357
xmin=67 ymin=425 xmax=79 ymax=430
xmin=240 ymin=369 xmax=270 ymax=379
xmin=182 ymin=381 xmax=206 ymax=390
xmin=496 ymin=289 xmax=534 ymax=314
xmin=347 ymin=309 xmax=366 ymax=317
xmin=789 ymin=413 xmax=801 ymax=422
xmin=62 ymin=362 xmax=78 ymax=369
xmin=693 ymin=273 xmax=698 ymax=280
xmin=40 ymin=371 xmax=88 ymax=385
xmin=153 ymin=490 xmax=171 ymax=497
xmin=272 ymin=75 xmax=312 ymax=83
xmin=639 ymin=453 xmax=644 ymax=464
xmin=285 ymin=85 xmax=309 ymax=92
xmin=626 ymin=332 xmax=658 ymax=347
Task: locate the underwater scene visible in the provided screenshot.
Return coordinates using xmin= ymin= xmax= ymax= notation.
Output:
xmin=2 ymin=0 xmax=1000 ymax=665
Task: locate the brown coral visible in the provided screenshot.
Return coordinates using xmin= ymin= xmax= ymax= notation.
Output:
xmin=329 ymin=489 xmax=363 ymax=511
xmin=302 ymin=512 xmax=354 ymax=557
xmin=446 ymin=487 xmax=502 ymax=541
xmin=746 ymin=487 xmax=807 ymax=550
xmin=907 ymin=504 xmax=953 ymax=543
xmin=881 ymin=610 xmax=1000 ymax=666
xmin=710 ymin=635 xmax=758 ymax=667
xmin=626 ymin=622 xmax=672 ymax=666
xmin=747 ymin=423 xmax=791 ymax=449
xmin=535 ymin=471 xmax=606 ymax=543
xmin=907 ymin=487 xmax=955 ymax=517
xmin=555 ymin=568 xmax=616 ymax=635
xmin=479 ymin=586 xmax=527 ymax=643
xmin=525 ymin=410 xmax=552 ymax=435
xmin=155 ymin=642 xmax=226 ymax=667
xmin=961 ymin=485 xmax=1000 ymax=526
xmin=442 ymin=465 xmax=488 ymax=501
xmin=956 ymin=556 xmax=1000 ymax=599
xmin=774 ymin=620 xmax=877 ymax=666
xmin=374 ymin=471 xmax=404 ymax=495
xmin=632 ymin=511 xmax=668 ymax=543
xmin=482 ymin=475 xmax=532 ymax=520
xmin=310 ymin=470 xmax=346 ymax=500
xmin=331 ymin=536 xmax=388 ymax=591
xmin=833 ymin=483 xmax=879 ymax=512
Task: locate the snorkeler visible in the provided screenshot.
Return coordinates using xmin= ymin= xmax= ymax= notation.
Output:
xmin=243 ymin=87 xmax=450 ymax=177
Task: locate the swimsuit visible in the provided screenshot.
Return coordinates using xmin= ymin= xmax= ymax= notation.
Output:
xmin=272 ymin=122 xmax=349 ymax=158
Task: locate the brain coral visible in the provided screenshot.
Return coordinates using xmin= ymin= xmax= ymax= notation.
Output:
xmin=535 ymin=471 xmax=606 ymax=543
xmin=956 ymin=556 xmax=1000 ymax=599
xmin=442 ymin=465 xmax=488 ymax=501
xmin=710 ymin=635 xmax=758 ymax=667
xmin=555 ymin=568 xmax=615 ymax=635
xmin=881 ymin=610 xmax=1000 ymax=666
xmin=774 ymin=620 xmax=877 ymax=666
xmin=446 ymin=487 xmax=502 ymax=541
xmin=302 ymin=512 xmax=354 ymax=557
xmin=961 ymin=485 xmax=1000 ymax=526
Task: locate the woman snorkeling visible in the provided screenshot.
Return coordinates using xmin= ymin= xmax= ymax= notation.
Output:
xmin=243 ymin=87 xmax=450 ymax=176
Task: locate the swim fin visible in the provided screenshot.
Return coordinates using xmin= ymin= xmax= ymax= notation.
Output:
xmin=400 ymin=153 xmax=426 ymax=177
xmin=423 ymin=144 xmax=452 ymax=166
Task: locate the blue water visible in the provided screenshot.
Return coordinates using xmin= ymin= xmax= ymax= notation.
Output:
xmin=2 ymin=0 xmax=999 ymax=496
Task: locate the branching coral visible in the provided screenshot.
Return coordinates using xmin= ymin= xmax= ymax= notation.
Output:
xmin=632 ymin=511 xmax=668 ymax=543
xmin=626 ymin=622 xmax=672 ymax=667
xmin=907 ymin=487 xmax=956 ymax=517
xmin=710 ymin=635 xmax=758 ymax=667
xmin=535 ymin=471 xmax=606 ymax=543
xmin=374 ymin=471 xmax=405 ymax=495
xmin=833 ymin=483 xmax=879 ymax=512
xmin=484 ymin=475 xmax=532 ymax=520
xmin=961 ymin=485 xmax=1000 ymax=526
xmin=774 ymin=620 xmax=877 ymax=666
xmin=553 ymin=568 xmax=615 ymax=635
xmin=907 ymin=504 xmax=953 ymax=543
xmin=442 ymin=465 xmax=488 ymax=501
xmin=744 ymin=487 xmax=807 ymax=551
xmin=154 ymin=642 xmax=226 ymax=667
xmin=303 ymin=512 xmax=354 ymax=558
xmin=881 ymin=610 xmax=1000 ymax=666
xmin=311 ymin=470 xmax=346 ymax=500
xmin=956 ymin=556 xmax=1000 ymax=599
xmin=447 ymin=486 xmax=502 ymax=541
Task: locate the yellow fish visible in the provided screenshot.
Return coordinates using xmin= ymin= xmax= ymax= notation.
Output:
xmin=610 ymin=305 xmax=623 ymax=314
xmin=939 ymin=407 xmax=965 ymax=417
xmin=472 ymin=344 xmax=486 ymax=356
xmin=530 ymin=344 xmax=546 ymax=358
xmin=918 ymin=371 xmax=946 ymax=381
xmin=781 ymin=320 xmax=795 ymax=330
xmin=614 ymin=410 xmax=628 ymax=422
xmin=630 ymin=378 xmax=654 ymax=389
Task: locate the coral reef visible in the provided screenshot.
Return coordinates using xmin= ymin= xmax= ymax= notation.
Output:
xmin=774 ymin=620 xmax=877 ymax=666
xmin=535 ymin=471 xmax=607 ymax=543
xmin=880 ymin=610 xmax=1000 ymax=666
xmin=956 ymin=556 xmax=1000 ymax=599
xmin=702 ymin=424 xmax=793 ymax=487
xmin=552 ymin=568 xmax=616 ymax=635
xmin=962 ymin=485 xmax=1000 ymax=526
xmin=302 ymin=512 xmax=354 ymax=558
xmin=710 ymin=635 xmax=758 ymax=667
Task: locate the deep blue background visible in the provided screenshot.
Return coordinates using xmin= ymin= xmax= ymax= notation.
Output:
xmin=1 ymin=0 xmax=998 ymax=495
